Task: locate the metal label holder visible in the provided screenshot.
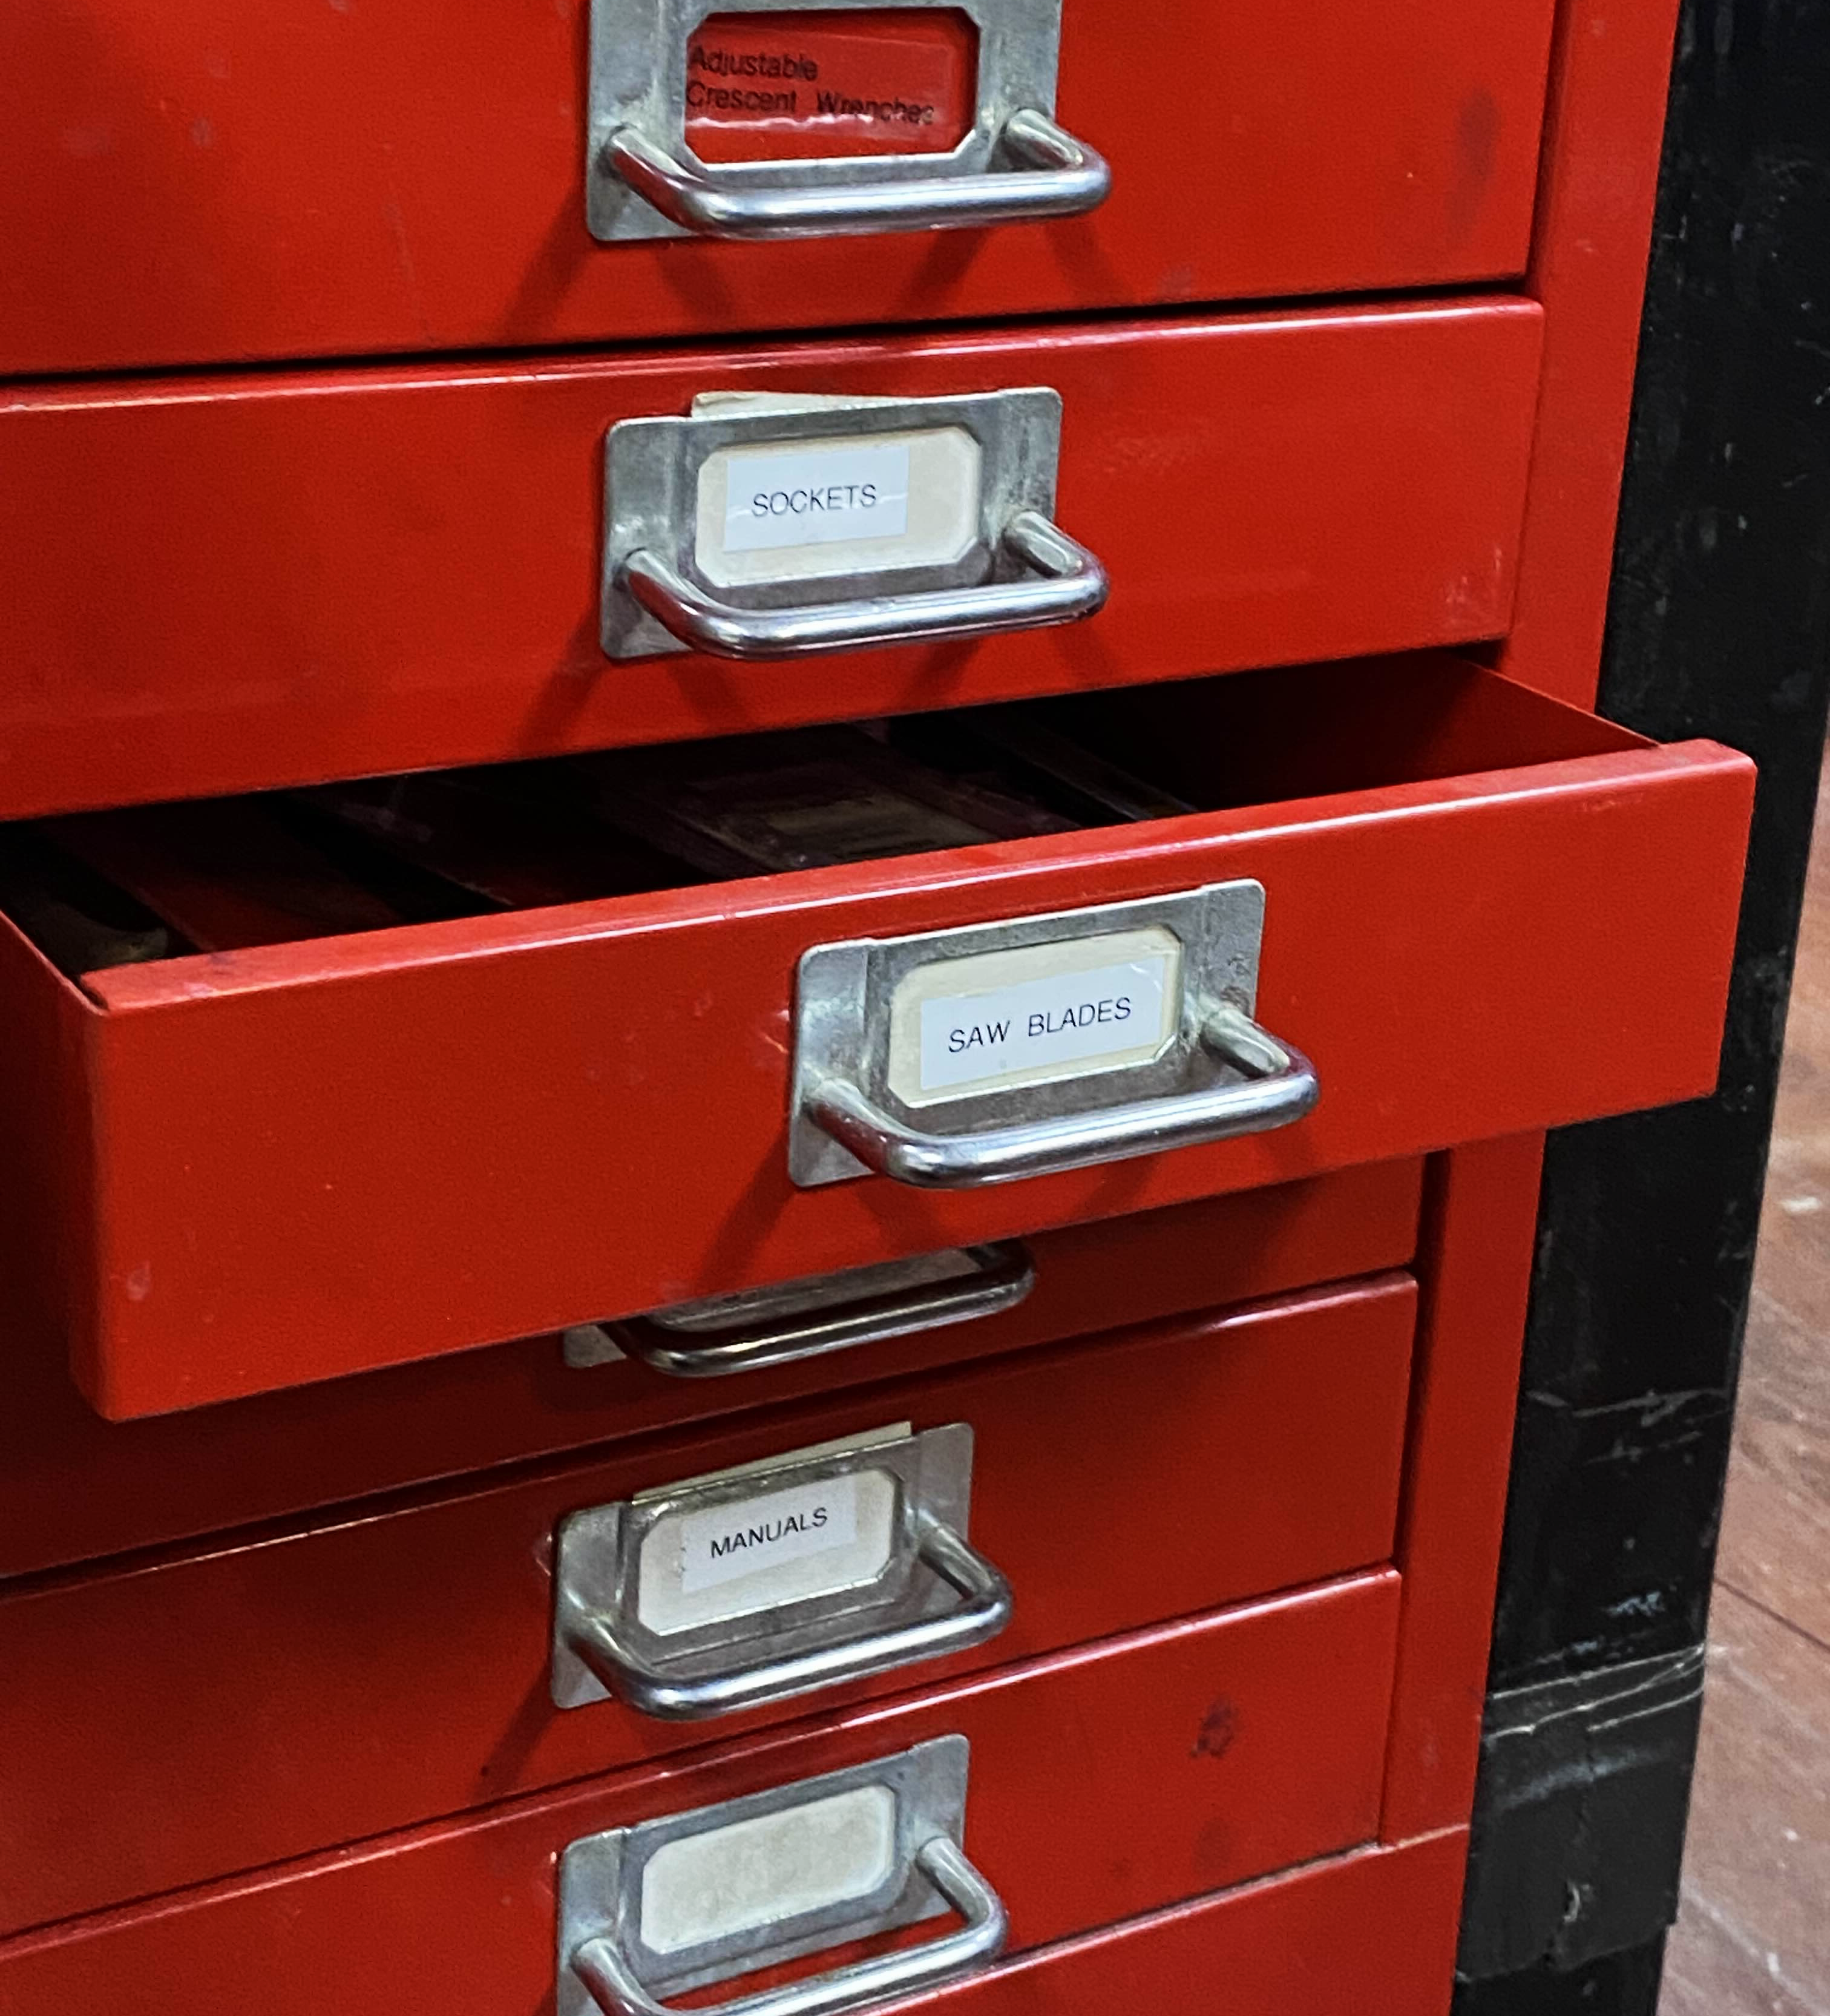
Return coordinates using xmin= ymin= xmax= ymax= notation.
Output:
xmin=557 ymin=1738 xmax=989 ymax=2016
xmin=790 ymin=881 xmax=1290 ymax=1189
xmin=551 ymin=1423 xmax=1003 ymax=1714
xmin=588 ymin=0 xmax=1077 ymax=241
xmin=602 ymin=387 xmax=1071 ymax=660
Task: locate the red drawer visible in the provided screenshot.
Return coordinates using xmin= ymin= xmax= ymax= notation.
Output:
xmin=0 ymin=1277 xmax=1413 ymax=1932
xmin=0 ymin=654 xmax=1750 ymax=1419
xmin=0 ymin=1164 xmax=1420 ymax=1579
xmin=0 ymin=1577 xmax=1400 ymax=2005
xmin=897 ymin=1831 xmax=1468 ymax=2016
xmin=0 ymin=0 xmax=1556 ymax=374
xmin=0 ymin=303 xmax=1541 ymax=816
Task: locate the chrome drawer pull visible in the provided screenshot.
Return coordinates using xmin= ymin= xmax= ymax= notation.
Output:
xmin=807 ymin=1002 xmax=1319 ymax=1190
xmin=609 ymin=1242 xmax=1035 ymax=1378
xmin=564 ymin=1510 xmax=1011 ymax=1721
xmin=551 ymin=1425 xmax=1009 ymax=1718
xmin=603 ymin=109 xmax=1109 ymax=241
xmin=620 ymin=509 xmax=1106 ymax=661
xmin=572 ymin=1836 xmax=1005 ymax=2016
xmin=789 ymin=884 xmax=1311 ymax=1189
xmin=557 ymin=1741 xmax=1003 ymax=2016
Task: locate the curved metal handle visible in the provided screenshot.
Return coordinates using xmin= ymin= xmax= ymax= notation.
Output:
xmin=622 ymin=510 xmax=1105 ymax=662
xmin=565 ymin=1512 xmax=1012 ymax=1721
xmin=606 ymin=108 xmax=1109 ymax=240
xmin=809 ymin=1003 xmax=1319 ymax=1190
xmin=611 ymin=1243 xmax=1035 ymax=1379
xmin=572 ymin=1834 xmax=1006 ymax=2016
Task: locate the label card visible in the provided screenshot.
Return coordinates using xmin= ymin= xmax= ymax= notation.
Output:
xmin=640 ymin=1784 xmax=897 ymax=1955
xmin=916 ymin=951 xmax=1174 ymax=1095
xmin=676 ymin=1474 xmax=864 ymax=1595
xmin=886 ymin=925 xmax=1186 ymax=1107
xmin=694 ymin=424 xmax=980 ymax=588
xmin=723 ymin=442 xmax=911 ymax=554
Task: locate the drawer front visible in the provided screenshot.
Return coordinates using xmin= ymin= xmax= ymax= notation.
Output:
xmin=0 ymin=1165 xmax=1422 ymax=1579
xmin=0 ymin=1279 xmax=1413 ymax=1931
xmin=871 ymin=1831 xmax=1467 ymax=2016
xmin=0 ymin=303 xmax=1542 ymax=817
xmin=0 ymin=1577 xmax=1401 ymax=2003
xmin=2 ymin=658 xmax=1750 ymax=1419
xmin=0 ymin=0 xmax=1556 ymax=373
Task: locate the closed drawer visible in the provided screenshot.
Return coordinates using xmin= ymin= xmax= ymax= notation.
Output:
xmin=0 ymin=300 xmax=1547 ymax=818
xmin=0 ymin=301 xmax=1542 ymax=816
xmin=0 ymin=1165 xmax=1422 ymax=1579
xmin=0 ymin=0 xmax=1556 ymax=373
xmin=0 ymin=1276 xmax=1413 ymax=1931
xmin=0 ymin=654 xmax=1750 ymax=1419
xmin=0 ymin=1576 xmax=1400 ymax=2005
xmin=913 ymin=1833 xmax=1468 ymax=2016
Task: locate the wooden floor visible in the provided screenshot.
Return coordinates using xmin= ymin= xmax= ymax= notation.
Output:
xmin=1662 ymin=757 xmax=1830 ymax=2015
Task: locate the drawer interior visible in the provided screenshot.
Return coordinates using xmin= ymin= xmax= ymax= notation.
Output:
xmin=0 ymin=653 xmax=1641 ymax=983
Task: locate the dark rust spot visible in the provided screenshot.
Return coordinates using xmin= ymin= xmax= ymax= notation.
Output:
xmin=1447 ymin=90 xmax=1501 ymax=244
xmin=1192 ymin=1698 xmax=1238 ymax=1759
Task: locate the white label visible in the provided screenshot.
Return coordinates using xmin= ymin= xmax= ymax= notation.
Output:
xmin=641 ymin=1784 xmax=897 ymax=1955
xmin=917 ymin=951 xmax=1175 ymax=1095
xmin=677 ymin=1475 xmax=862 ymax=1595
xmin=723 ymin=442 xmax=910 ymax=553
xmin=695 ymin=425 xmax=979 ymax=589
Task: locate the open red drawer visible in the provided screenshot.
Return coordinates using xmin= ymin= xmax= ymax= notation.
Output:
xmin=0 ymin=301 xmax=1540 ymax=815
xmin=0 ymin=0 xmax=1555 ymax=373
xmin=0 ymin=654 xmax=1751 ymax=1419
xmin=0 ymin=1575 xmax=1399 ymax=2005
xmin=0 ymin=1276 xmax=1412 ymax=1931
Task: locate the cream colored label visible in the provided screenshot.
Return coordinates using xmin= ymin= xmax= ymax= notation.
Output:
xmin=887 ymin=926 xmax=1184 ymax=1108
xmin=636 ymin=1460 xmax=900 ymax=1638
xmin=695 ymin=425 xmax=980 ymax=588
xmin=640 ymin=1784 xmax=897 ymax=1954
xmin=723 ymin=442 xmax=910 ymax=553
xmin=677 ymin=1475 xmax=862 ymax=1595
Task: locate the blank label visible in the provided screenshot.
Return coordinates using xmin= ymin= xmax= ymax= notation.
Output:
xmin=640 ymin=1784 xmax=898 ymax=1954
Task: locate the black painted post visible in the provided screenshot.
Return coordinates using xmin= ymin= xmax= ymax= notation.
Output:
xmin=1452 ymin=1 xmax=1830 ymax=2008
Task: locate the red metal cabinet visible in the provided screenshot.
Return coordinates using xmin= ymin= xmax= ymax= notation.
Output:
xmin=0 ymin=1 xmax=1556 ymax=373
xmin=0 ymin=1276 xmax=1413 ymax=1931
xmin=0 ymin=1578 xmax=1402 ymax=2009
xmin=0 ymin=302 xmax=1542 ymax=816
xmin=0 ymin=654 xmax=1750 ymax=1418
xmin=0 ymin=1 xmax=1742 ymax=2009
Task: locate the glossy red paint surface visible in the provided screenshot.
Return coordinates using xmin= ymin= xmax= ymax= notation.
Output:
xmin=0 ymin=1277 xmax=1414 ymax=1932
xmin=912 ymin=1830 xmax=1469 ymax=2016
xmin=0 ymin=1 xmax=1556 ymax=373
xmin=1380 ymin=1134 xmax=1547 ymax=1842
xmin=0 ymin=1578 xmax=1402 ymax=2007
xmin=0 ymin=1163 xmax=1423 ymax=1580
xmin=0 ymin=657 xmax=1751 ymax=1418
xmin=0 ymin=303 xmax=1542 ymax=817
xmin=1499 ymin=0 xmax=1686 ymax=706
